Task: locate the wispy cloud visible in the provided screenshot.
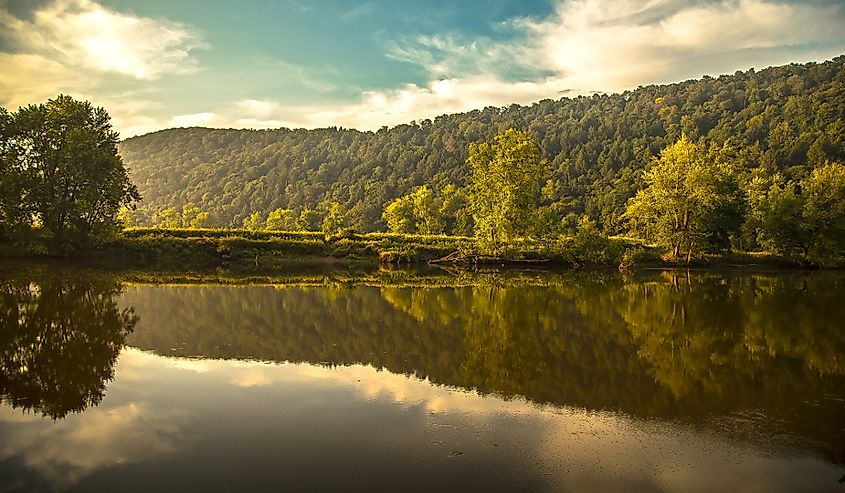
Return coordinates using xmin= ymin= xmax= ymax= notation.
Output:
xmin=529 ymin=0 xmax=845 ymax=91
xmin=217 ymin=0 xmax=845 ymax=133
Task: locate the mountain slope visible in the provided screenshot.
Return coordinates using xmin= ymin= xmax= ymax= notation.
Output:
xmin=119 ymin=56 xmax=845 ymax=232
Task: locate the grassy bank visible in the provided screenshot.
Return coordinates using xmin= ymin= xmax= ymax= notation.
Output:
xmin=0 ymin=226 xmax=823 ymax=271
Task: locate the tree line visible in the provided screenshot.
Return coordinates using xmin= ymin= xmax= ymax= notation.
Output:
xmin=119 ymin=56 xmax=845 ymax=236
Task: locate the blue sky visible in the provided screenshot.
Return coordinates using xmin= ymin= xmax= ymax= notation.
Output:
xmin=2 ymin=0 xmax=845 ymax=137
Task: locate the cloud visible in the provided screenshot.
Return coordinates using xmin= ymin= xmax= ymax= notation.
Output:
xmin=169 ymin=112 xmax=227 ymax=128
xmin=1 ymin=0 xmax=205 ymax=80
xmin=530 ymin=0 xmax=845 ymax=91
xmin=214 ymin=0 xmax=845 ymax=134
xmin=0 ymin=402 xmax=188 ymax=489
xmin=306 ymin=76 xmax=570 ymax=130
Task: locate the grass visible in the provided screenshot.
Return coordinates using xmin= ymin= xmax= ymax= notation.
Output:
xmin=4 ymin=226 xmax=828 ymax=271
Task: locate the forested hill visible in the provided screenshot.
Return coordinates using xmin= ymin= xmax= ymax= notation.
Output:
xmin=119 ymin=56 xmax=845 ymax=232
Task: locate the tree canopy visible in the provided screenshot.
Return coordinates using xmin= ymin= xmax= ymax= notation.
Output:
xmin=468 ymin=128 xmax=545 ymax=249
xmin=625 ymin=136 xmax=744 ymax=259
xmin=0 ymin=95 xmax=139 ymax=249
xmin=119 ymin=57 xmax=845 ymax=234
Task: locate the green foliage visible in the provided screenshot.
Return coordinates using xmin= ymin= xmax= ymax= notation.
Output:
xmin=748 ymin=161 xmax=845 ymax=264
xmin=119 ymin=57 xmax=845 ymax=234
xmin=152 ymin=202 xmax=211 ymax=229
xmin=264 ymin=208 xmax=296 ymax=231
xmin=802 ymin=162 xmax=845 ymax=262
xmin=756 ymin=181 xmax=807 ymax=259
xmin=321 ymin=202 xmax=346 ymax=237
xmin=625 ymin=136 xmax=745 ymax=259
xmin=409 ymin=185 xmax=441 ymax=234
xmin=382 ymin=184 xmax=470 ymax=236
xmin=382 ymin=194 xmax=416 ymax=234
xmin=242 ymin=211 xmax=264 ymax=230
xmin=296 ymin=208 xmax=320 ymax=231
xmin=0 ymin=95 xmax=139 ymax=249
xmin=468 ymin=128 xmax=545 ymax=250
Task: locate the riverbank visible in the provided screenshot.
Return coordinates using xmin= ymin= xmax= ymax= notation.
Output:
xmin=0 ymin=227 xmax=834 ymax=272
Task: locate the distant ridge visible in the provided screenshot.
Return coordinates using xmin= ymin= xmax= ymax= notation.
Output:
xmin=120 ymin=56 xmax=845 ymax=231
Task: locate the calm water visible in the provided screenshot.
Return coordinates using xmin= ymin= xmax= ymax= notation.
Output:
xmin=1 ymin=268 xmax=844 ymax=492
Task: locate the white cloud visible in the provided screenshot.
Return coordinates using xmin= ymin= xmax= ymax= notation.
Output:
xmin=214 ymin=0 xmax=845 ymax=134
xmin=2 ymin=0 xmax=205 ymax=80
xmin=169 ymin=112 xmax=226 ymax=128
xmin=531 ymin=0 xmax=845 ymax=91
xmin=0 ymin=402 xmax=187 ymax=489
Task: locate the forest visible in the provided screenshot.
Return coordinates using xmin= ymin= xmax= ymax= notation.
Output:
xmin=120 ymin=57 xmax=845 ymax=246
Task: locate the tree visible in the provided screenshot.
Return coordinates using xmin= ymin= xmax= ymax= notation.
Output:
xmin=0 ymin=107 xmax=31 ymax=238
xmin=625 ymin=136 xmax=744 ymax=260
xmin=410 ymin=185 xmax=442 ymax=235
xmin=467 ymin=128 xmax=545 ymax=250
xmin=801 ymin=162 xmax=845 ymax=262
xmin=181 ymin=202 xmax=211 ymax=228
xmin=322 ymin=202 xmax=346 ymax=236
xmin=265 ymin=208 xmax=295 ymax=231
xmin=382 ymin=195 xmax=416 ymax=233
xmin=296 ymin=208 xmax=320 ymax=231
xmin=242 ymin=211 xmax=264 ymax=230
xmin=438 ymin=184 xmax=472 ymax=236
xmin=756 ymin=181 xmax=807 ymax=259
xmin=0 ymin=95 xmax=139 ymax=248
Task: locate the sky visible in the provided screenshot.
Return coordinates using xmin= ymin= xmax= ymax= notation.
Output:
xmin=2 ymin=0 xmax=845 ymax=138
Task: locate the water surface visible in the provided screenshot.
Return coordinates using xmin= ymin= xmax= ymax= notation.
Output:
xmin=1 ymin=268 xmax=844 ymax=492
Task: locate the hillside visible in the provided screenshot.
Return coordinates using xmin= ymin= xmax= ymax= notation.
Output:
xmin=119 ymin=56 xmax=845 ymax=232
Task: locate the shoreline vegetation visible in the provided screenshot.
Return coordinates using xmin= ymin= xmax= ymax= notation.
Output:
xmin=3 ymin=60 xmax=844 ymax=270
xmin=0 ymin=226 xmax=829 ymax=275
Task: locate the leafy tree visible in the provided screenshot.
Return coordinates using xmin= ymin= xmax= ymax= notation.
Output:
xmin=322 ymin=202 xmax=346 ymax=236
xmin=152 ymin=207 xmax=181 ymax=228
xmin=802 ymin=162 xmax=845 ymax=262
xmin=151 ymin=203 xmax=210 ymax=228
xmin=0 ymin=95 xmax=139 ymax=248
xmin=181 ymin=202 xmax=211 ymax=228
xmin=243 ymin=211 xmax=264 ymax=230
xmin=468 ymin=128 xmax=545 ymax=250
xmin=756 ymin=181 xmax=807 ymax=259
xmin=296 ymin=208 xmax=320 ymax=231
xmin=382 ymin=195 xmax=416 ymax=233
xmin=265 ymin=208 xmax=295 ymax=231
xmin=410 ymin=185 xmax=442 ymax=234
xmin=625 ymin=136 xmax=744 ymax=259
xmin=0 ymin=107 xmax=31 ymax=237
xmin=438 ymin=184 xmax=473 ymax=236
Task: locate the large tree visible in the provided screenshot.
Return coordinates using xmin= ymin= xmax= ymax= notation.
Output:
xmin=0 ymin=95 xmax=139 ymax=248
xmin=467 ymin=129 xmax=545 ymax=250
xmin=625 ymin=136 xmax=745 ymax=259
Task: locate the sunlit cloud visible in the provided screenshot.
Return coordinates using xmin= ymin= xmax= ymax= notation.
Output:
xmin=530 ymin=0 xmax=845 ymax=91
xmin=4 ymin=0 xmax=844 ymax=137
xmin=1 ymin=0 xmax=205 ymax=80
xmin=177 ymin=0 xmax=845 ymax=134
xmin=0 ymin=402 xmax=188 ymax=489
xmin=169 ymin=112 xmax=227 ymax=128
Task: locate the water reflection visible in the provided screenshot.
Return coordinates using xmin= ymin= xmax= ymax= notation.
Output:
xmin=0 ymin=268 xmax=843 ymax=492
xmin=4 ymin=348 xmax=842 ymax=492
xmin=0 ymin=275 xmax=137 ymax=418
xmin=121 ymin=271 xmax=845 ymax=463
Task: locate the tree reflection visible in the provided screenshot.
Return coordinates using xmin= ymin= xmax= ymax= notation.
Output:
xmin=0 ymin=275 xmax=137 ymax=419
xmin=120 ymin=272 xmax=845 ymax=461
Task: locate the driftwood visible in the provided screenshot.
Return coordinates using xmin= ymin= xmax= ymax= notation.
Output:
xmin=428 ymin=251 xmax=551 ymax=266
